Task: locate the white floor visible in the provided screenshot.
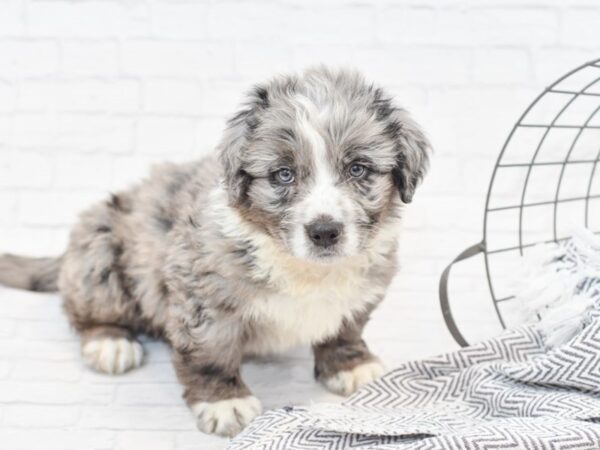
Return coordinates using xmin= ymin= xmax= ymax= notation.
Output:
xmin=0 ymin=263 xmax=501 ymax=450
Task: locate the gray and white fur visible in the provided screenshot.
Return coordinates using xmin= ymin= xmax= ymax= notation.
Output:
xmin=0 ymin=67 xmax=430 ymax=437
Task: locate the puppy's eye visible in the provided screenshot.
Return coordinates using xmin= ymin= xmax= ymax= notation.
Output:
xmin=275 ymin=167 xmax=295 ymax=184
xmin=349 ymin=163 xmax=367 ymax=178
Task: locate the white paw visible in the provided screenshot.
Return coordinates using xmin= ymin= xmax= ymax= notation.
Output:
xmin=81 ymin=337 xmax=144 ymax=374
xmin=322 ymin=360 xmax=386 ymax=396
xmin=192 ymin=396 xmax=262 ymax=437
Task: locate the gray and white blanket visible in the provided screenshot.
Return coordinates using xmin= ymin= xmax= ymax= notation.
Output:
xmin=229 ymin=230 xmax=600 ymax=449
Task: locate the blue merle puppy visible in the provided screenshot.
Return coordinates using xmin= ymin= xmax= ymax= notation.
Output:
xmin=0 ymin=67 xmax=430 ymax=436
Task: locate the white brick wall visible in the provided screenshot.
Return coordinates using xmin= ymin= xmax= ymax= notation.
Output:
xmin=1 ymin=1 xmax=600 ymax=448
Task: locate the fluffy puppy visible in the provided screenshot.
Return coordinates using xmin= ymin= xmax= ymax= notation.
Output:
xmin=0 ymin=67 xmax=430 ymax=437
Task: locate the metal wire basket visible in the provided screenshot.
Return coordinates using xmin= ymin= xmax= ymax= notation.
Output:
xmin=439 ymin=57 xmax=600 ymax=347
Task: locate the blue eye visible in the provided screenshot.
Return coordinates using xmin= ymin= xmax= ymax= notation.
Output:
xmin=349 ymin=163 xmax=366 ymax=178
xmin=275 ymin=168 xmax=295 ymax=184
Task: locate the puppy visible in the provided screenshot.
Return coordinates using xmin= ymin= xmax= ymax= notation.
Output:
xmin=0 ymin=67 xmax=430 ymax=437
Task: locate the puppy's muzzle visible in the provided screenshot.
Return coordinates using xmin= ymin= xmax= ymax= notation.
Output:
xmin=305 ymin=220 xmax=344 ymax=248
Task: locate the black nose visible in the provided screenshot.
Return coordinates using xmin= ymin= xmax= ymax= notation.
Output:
xmin=305 ymin=221 xmax=343 ymax=248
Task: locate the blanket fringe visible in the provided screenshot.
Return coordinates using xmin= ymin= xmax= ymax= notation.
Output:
xmin=514 ymin=227 xmax=600 ymax=348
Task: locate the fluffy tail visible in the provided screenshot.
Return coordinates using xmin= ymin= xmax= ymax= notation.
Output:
xmin=0 ymin=254 xmax=63 ymax=292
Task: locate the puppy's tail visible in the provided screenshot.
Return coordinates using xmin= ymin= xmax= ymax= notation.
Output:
xmin=0 ymin=254 xmax=63 ymax=292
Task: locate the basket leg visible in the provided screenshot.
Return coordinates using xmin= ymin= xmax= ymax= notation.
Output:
xmin=439 ymin=243 xmax=485 ymax=347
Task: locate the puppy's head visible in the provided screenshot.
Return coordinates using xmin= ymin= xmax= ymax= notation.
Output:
xmin=218 ymin=67 xmax=430 ymax=262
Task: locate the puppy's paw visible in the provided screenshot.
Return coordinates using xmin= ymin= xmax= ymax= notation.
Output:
xmin=81 ymin=337 xmax=144 ymax=375
xmin=192 ymin=396 xmax=262 ymax=437
xmin=321 ymin=360 xmax=386 ymax=396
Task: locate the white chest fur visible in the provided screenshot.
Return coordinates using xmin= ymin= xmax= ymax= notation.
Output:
xmin=209 ymin=186 xmax=398 ymax=354
xmin=238 ymin=227 xmax=394 ymax=354
xmin=243 ymin=267 xmax=384 ymax=355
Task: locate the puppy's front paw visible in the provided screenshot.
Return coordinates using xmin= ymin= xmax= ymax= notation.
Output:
xmin=192 ymin=396 xmax=262 ymax=437
xmin=321 ymin=360 xmax=386 ymax=396
xmin=81 ymin=337 xmax=144 ymax=375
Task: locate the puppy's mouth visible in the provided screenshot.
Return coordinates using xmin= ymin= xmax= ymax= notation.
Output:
xmin=306 ymin=246 xmax=345 ymax=262
xmin=282 ymin=234 xmax=348 ymax=263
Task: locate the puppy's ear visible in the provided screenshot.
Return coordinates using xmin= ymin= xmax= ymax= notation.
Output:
xmin=386 ymin=109 xmax=431 ymax=204
xmin=218 ymin=86 xmax=270 ymax=206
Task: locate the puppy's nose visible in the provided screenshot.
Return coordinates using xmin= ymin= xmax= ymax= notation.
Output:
xmin=305 ymin=221 xmax=343 ymax=248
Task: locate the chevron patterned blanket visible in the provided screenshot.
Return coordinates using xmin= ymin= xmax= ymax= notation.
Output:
xmin=229 ymin=232 xmax=600 ymax=449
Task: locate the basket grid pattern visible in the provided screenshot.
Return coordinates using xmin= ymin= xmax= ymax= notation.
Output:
xmin=440 ymin=58 xmax=600 ymax=346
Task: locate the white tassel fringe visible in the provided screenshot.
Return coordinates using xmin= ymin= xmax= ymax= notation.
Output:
xmin=513 ymin=227 xmax=600 ymax=348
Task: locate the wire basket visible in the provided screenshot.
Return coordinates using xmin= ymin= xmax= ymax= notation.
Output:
xmin=439 ymin=57 xmax=600 ymax=347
